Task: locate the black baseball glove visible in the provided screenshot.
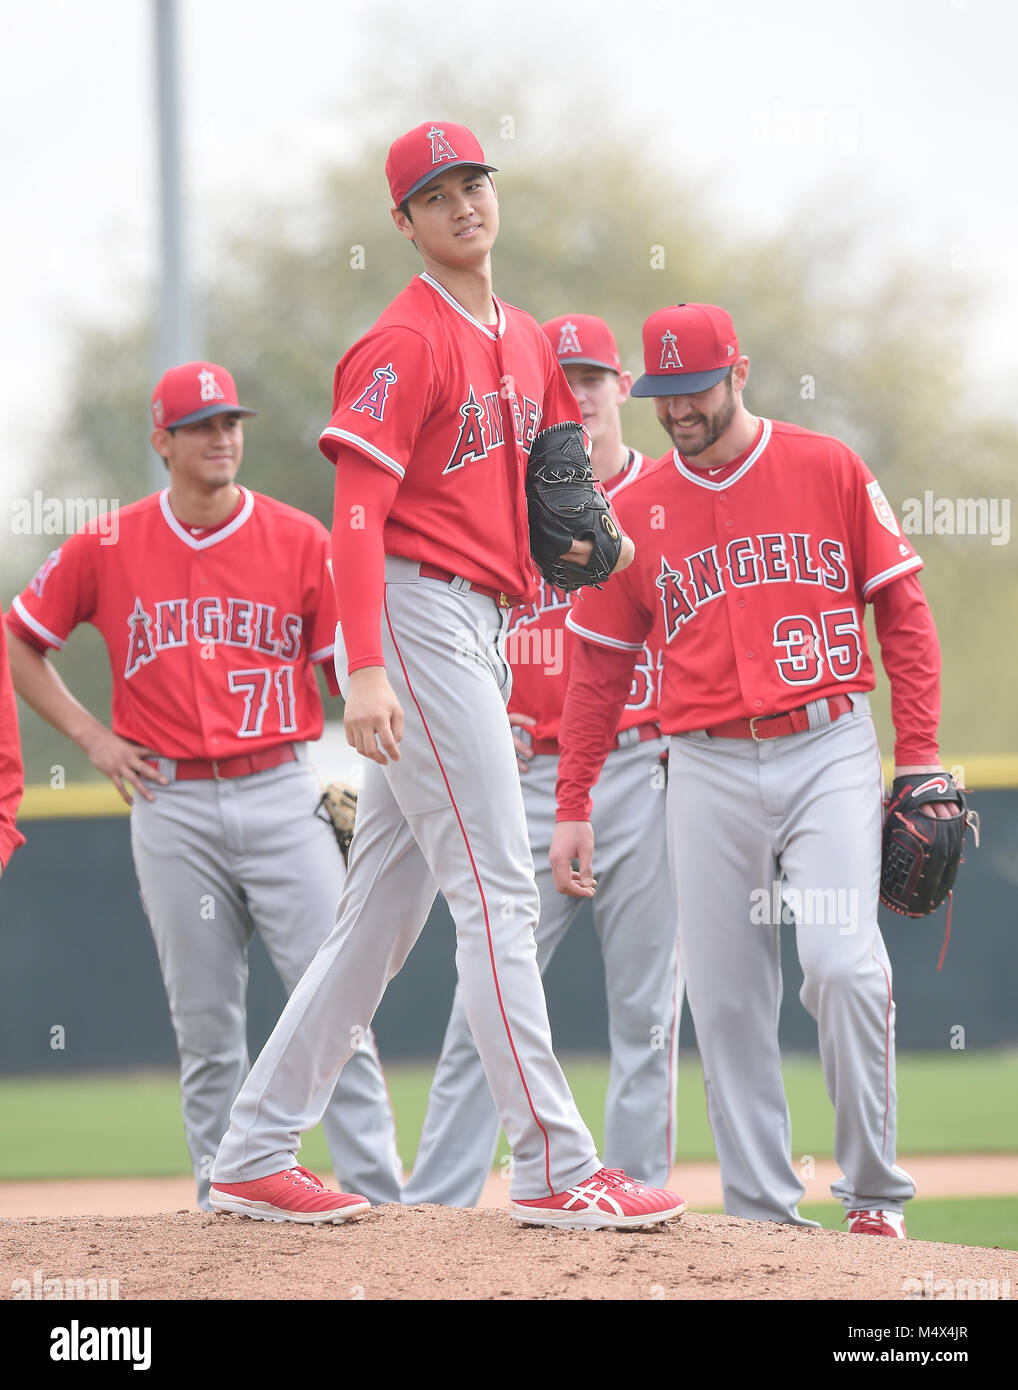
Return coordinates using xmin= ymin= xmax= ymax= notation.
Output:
xmin=879 ymin=772 xmax=972 ymax=918
xmin=316 ymin=781 xmax=358 ymax=865
xmin=526 ymin=422 xmax=623 ymax=592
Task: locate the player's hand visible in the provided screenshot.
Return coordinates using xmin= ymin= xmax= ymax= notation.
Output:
xmin=612 ymin=533 xmax=636 ymax=574
xmin=81 ymin=727 xmax=168 ymax=806
xmin=893 ymin=765 xmax=962 ymax=819
xmin=508 ymin=711 xmax=536 ymax=774
xmin=561 ymin=538 xmax=594 ymax=567
xmin=558 ymin=534 xmax=635 ymax=575
xmin=550 ymin=820 xmax=597 ymax=898
xmin=345 ymin=666 xmax=404 ymax=765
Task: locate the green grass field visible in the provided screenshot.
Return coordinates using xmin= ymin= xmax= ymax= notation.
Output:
xmin=2 ymin=1051 xmax=1015 ymax=1248
xmin=2 ymin=1049 xmax=1015 ymax=1181
xmin=792 ymin=1197 xmax=1018 ymax=1251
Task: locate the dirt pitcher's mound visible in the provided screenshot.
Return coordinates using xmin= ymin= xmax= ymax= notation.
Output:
xmin=2 ymin=1206 xmax=1015 ymax=1301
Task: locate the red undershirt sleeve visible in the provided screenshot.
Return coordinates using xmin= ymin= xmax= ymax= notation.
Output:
xmin=871 ymin=571 xmax=942 ymax=765
xmin=330 ymin=447 xmax=400 ymax=675
xmin=556 ymin=638 xmax=639 ymax=821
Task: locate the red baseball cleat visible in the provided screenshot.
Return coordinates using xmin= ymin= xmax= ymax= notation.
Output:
xmin=510 ymin=1167 xmax=686 ymax=1230
xmin=846 ymin=1208 xmax=907 ymax=1238
xmin=209 ymin=1166 xmax=370 ymax=1224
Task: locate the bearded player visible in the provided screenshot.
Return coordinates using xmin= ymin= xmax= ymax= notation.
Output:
xmin=5 ymin=363 xmax=402 ymax=1210
xmin=403 ymin=313 xmax=682 ymax=1206
xmin=210 ymin=123 xmax=686 ymax=1229
xmin=552 ymin=303 xmax=962 ymax=1236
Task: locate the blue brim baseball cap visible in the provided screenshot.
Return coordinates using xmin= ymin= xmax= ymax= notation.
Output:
xmin=631 ymin=304 xmax=739 ymax=397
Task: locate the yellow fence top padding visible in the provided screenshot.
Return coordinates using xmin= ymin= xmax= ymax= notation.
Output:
xmin=16 ymin=754 xmax=1018 ymax=820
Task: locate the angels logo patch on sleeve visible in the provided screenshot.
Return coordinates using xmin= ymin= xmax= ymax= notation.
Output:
xmin=30 ymin=547 xmax=63 ymax=597
xmin=866 ymin=479 xmax=901 ymax=537
xmin=351 ymin=364 xmax=398 ymax=422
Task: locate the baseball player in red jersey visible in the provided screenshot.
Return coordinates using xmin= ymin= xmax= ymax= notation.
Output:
xmin=552 ymin=303 xmax=962 ymax=1236
xmin=5 ymin=362 xmax=402 ymax=1210
xmin=0 ymin=618 xmax=26 ymax=876
xmin=403 ymin=313 xmax=683 ymax=1205
xmin=210 ymin=123 xmax=686 ymax=1229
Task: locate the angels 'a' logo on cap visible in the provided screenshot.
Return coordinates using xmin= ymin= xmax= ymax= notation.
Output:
xmin=659 ymin=330 xmax=684 ymax=371
xmin=153 ymin=397 xmax=165 ymax=426
xmin=199 ymin=369 xmax=226 ymax=403
xmin=426 ymin=125 xmax=458 ymax=165
xmin=351 ymin=363 xmax=398 ymax=422
xmin=557 ymin=321 xmax=583 ymax=356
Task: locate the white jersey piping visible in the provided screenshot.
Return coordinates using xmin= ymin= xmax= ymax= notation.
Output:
xmin=11 ymin=596 xmax=64 ymax=650
xmin=159 ymin=486 xmax=255 ymax=551
xmin=671 ymin=418 xmax=773 ymax=490
xmin=419 ymin=272 xmax=506 ymax=340
xmin=320 ymin=428 xmax=406 ymax=479
xmin=565 ymin=612 xmax=645 ymax=652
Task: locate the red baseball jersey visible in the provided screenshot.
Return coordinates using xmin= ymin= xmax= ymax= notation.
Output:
xmin=567 ymin=419 xmax=923 ymax=733
xmin=507 ymin=452 xmax=662 ymax=740
xmin=6 ymin=488 xmax=338 ymax=759
xmin=319 ymin=272 xmax=581 ymax=600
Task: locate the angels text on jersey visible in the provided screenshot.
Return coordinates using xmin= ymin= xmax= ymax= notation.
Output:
xmin=124 ymin=595 xmax=303 ymax=679
xmin=655 ymin=531 xmax=859 ymax=688
xmin=508 ymin=580 xmax=659 ymax=707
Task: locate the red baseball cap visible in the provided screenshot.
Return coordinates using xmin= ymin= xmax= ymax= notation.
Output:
xmin=385 ymin=121 xmax=498 ymax=207
xmin=541 ymin=314 xmax=621 ymax=374
xmin=151 ymin=362 xmax=257 ymax=431
xmin=631 ymin=304 xmax=739 ymax=397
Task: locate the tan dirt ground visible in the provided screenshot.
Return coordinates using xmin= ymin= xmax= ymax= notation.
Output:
xmin=0 ymin=1156 xmax=1015 ymax=1301
xmin=1 ymin=1206 xmax=1016 ymax=1301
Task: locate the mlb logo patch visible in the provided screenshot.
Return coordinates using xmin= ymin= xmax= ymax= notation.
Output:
xmin=866 ymin=479 xmax=900 ymax=537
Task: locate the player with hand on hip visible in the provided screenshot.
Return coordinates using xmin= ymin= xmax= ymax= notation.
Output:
xmin=5 ymin=363 xmax=402 ymax=1210
xmin=210 ymin=123 xmax=686 ymax=1230
xmin=0 ymin=617 xmax=26 ymax=878
xmin=552 ymin=303 xmax=961 ymax=1236
xmin=403 ymin=313 xmax=683 ymax=1206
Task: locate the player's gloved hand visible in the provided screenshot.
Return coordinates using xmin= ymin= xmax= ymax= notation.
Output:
xmin=560 ymin=534 xmax=635 ymax=574
xmin=344 ymin=666 xmax=404 ymax=765
xmin=526 ymin=422 xmax=628 ymax=591
xmin=509 ymin=711 xmax=536 ymax=774
xmin=550 ymin=820 xmax=597 ymax=899
xmin=81 ymin=726 xmax=168 ymax=806
xmin=893 ymin=765 xmax=963 ymax=820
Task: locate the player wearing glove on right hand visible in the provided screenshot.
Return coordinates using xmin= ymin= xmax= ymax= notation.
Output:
xmin=210 ymin=124 xmax=683 ymax=1232
xmin=879 ymin=772 xmax=976 ymax=972
xmin=404 ymin=315 xmax=683 ymax=1208
xmin=552 ymin=302 xmax=965 ymax=1239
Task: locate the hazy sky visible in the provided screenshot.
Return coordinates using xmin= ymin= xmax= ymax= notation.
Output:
xmin=2 ymin=0 xmax=1015 ymax=501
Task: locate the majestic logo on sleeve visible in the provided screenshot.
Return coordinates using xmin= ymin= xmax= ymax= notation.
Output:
xmin=557 ymin=321 xmax=582 ymax=356
xmin=199 ymin=369 xmax=226 ymax=402
xmin=426 ymin=126 xmax=458 ymax=164
xmin=659 ymin=331 xmax=684 ymax=370
xmin=350 ymin=364 xmax=398 ymax=422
